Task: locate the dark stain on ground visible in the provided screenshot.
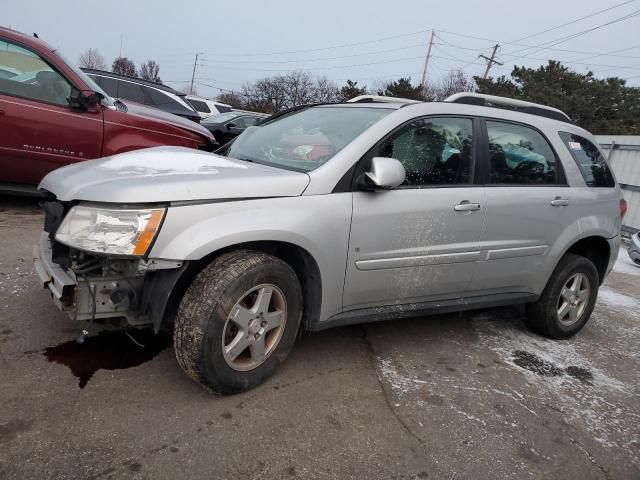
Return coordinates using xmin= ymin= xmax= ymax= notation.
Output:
xmin=128 ymin=462 xmax=143 ymax=472
xmin=220 ymin=412 xmax=232 ymax=420
xmin=43 ymin=329 xmax=171 ymax=388
xmin=1 ymin=329 xmax=12 ymax=335
xmin=513 ymin=350 xmax=563 ymax=377
xmin=0 ymin=419 xmax=33 ymax=444
xmin=565 ymin=365 xmax=594 ymax=383
xmin=513 ymin=351 xmax=594 ymax=384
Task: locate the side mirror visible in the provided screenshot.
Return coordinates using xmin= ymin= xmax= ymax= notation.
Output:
xmin=226 ymin=122 xmax=237 ymax=129
xmin=356 ymin=157 xmax=406 ymax=191
xmin=69 ymin=90 xmax=99 ymax=110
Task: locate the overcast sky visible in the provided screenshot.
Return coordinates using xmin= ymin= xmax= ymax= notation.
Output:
xmin=4 ymin=0 xmax=640 ymax=97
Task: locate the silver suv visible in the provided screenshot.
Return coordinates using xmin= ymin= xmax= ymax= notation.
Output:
xmin=34 ymin=93 xmax=625 ymax=394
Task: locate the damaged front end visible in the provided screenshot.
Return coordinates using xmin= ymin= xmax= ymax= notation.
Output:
xmin=33 ymin=200 xmax=187 ymax=332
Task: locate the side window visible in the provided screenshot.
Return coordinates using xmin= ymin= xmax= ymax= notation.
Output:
xmin=559 ymin=132 xmax=615 ymax=187
xmin=487 ymin=121 xmax=558 ymax=185
xmin=375 ymin=117 xmax=473 ymax=187
xmin=92 ymin=76 xmax=118 ymax=97
xmin=116 ymin=80 xmax=145 ymax=104
xmin=244 ymin=116 xmax=260 ymax=127
xmin=0 ymin=39 xmax=72 ymax=105
xmin=146 ymin=88 xmax=174 ymax=107
xmin=188 ymin=99 xmax=210 ymax=113
xmin=230 ymin=117 xmax=247 ymax=128
xmin=215 ymin=104 xmax=232 ymax=113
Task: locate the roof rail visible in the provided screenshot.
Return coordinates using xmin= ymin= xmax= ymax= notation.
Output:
xmin=347 ymin=95 xmax=421 ymax=105
xmin=444 ymin=92 xmax=572 ymax=123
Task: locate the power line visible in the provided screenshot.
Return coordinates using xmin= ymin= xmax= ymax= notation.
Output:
xmin=503 ymin=0 xmax=637 ymax=46
xmin=502 ymin=9 xmax=640 ymax=61
xmin=436 ymin=33 xmax=640 ymax=59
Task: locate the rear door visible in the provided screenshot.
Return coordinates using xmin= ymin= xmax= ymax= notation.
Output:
xmin=343 ymin=116 xmax=486 ymax=310
xmin=470 ymin=119 xmax=577 ymax=294
xmin=0 ymin=37 xmax=103 ymax=186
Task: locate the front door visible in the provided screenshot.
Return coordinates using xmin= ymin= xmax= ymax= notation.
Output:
xmin=0 ymin=37 xmax=103 ymax=186
xmin=343 ymin=116 xmax=486 ymax=310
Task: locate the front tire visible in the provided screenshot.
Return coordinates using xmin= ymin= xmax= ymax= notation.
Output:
xmin=174 ymin=250 xmax=302 ymax=394
xmin=526 ymin=253 xmax=599 ymax=339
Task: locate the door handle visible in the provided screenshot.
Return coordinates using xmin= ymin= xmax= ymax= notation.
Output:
xmin=454 ymin=201 xmax=481 ymax=212
xmin=550 ymin=197 xmax=569 ymax=207
xmin=0 ymin=109 xmax=4 ymax=115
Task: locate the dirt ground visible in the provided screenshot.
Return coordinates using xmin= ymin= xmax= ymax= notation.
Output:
xmin=0 ymin=195 xmax=638 ymax=480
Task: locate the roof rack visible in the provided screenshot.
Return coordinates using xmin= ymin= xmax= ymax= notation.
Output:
xmin=444 ymin=93 xmax=572 ymax=123
xmin=347 ymin=95 xmax=421 ymax=105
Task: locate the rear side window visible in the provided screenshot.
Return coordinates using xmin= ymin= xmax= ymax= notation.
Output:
xmin=559 ymin=132 xmax=615 ymax=187
xmin=90 ymin=75 xmax=118 ymax=97
xmin=486 ymin=121 xmax=559 ymax=185
xmin=188 ymin=99 xmax=210 ymax=113
xmin=117 ymin=80 xmax=145 ymax=104
xmin=215 ymin=104 xmax=232 ymax=113
xmin=146 ymin=88 xmax=174 ymax=106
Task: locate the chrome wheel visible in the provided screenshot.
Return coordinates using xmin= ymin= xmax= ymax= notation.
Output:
xmin=557 ymin=273 xmax=590 ymax=326
xmin=222 ymin=284 xmax=287 ymax=371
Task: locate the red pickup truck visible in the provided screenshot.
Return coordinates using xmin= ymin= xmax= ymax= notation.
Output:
xmin=0 ymin=27 xmax=215 ymax=194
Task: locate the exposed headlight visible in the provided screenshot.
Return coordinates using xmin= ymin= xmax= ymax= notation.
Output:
xmin=55 ymin=206 xmax=166 ymax=256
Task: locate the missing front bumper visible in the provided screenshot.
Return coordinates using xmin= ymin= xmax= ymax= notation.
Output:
xmin=33 ymin=233 xmax=147 ymax=324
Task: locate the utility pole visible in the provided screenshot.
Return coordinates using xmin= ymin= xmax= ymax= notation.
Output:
xmin=479 ymin=44 xmax=503 ymax=79
xmin=189 ymin=53 xmax=202 ymax=95
xmin=420 ymin=30 xmax=435 ymax=96
xmin=119 ymin=35 xmax=123 ymax=57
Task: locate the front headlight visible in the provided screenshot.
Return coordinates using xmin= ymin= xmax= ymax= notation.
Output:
xmin=55 ymin=206 xmax=166 ymax=256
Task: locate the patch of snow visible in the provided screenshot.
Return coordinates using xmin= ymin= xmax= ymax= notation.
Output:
xmin=474 ymin=319 xmax=637 ymax=459
xmin=377 ymin=357 xmax=426 ymax=396
xmin=597 ymin=287 xmax=640 ymax=312
xmin=613 ymin=249 xmax=640 ymax=277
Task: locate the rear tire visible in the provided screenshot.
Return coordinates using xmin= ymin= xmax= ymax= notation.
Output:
xmin=174 ymin=250 xmax=302 ymax=394
xmin=526 ymin=253 xmax=599 ymax=339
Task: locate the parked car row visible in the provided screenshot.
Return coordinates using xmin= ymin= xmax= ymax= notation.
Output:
xmin=0 ymin=27 xmax=219 ymax=192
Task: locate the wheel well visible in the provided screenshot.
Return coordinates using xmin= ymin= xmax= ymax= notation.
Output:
xmin=565 ymin=236 xmax=610 ymax=284
xmin=161 ymin=241 xmax=322 ymax=332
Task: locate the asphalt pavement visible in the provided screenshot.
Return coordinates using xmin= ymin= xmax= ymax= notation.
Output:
xmin=0 ymin=196 xmax=638 ymax=479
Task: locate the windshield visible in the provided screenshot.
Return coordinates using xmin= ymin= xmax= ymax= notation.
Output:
xmin=54 ymin=50 xmax=115 ymax=107
xmin=226 ymin=106 xmax=391 ymax=172
xmin=203 ymin=112 xmax=243 ymax=124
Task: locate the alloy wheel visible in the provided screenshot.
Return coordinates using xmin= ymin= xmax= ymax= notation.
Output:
xmin=222 ymin=284 xmax=287 ymax=371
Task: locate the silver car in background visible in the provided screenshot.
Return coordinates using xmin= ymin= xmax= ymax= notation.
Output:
xmin=34 ymin=93 xmax=625 ymax=394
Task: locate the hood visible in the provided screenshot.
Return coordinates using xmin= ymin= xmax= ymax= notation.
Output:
xmin=119 ymin=100 xmax=214 ymax=141
xmin=39 ymin=146 xmax=310 ymax=203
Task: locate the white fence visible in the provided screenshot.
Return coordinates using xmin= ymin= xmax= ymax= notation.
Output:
xmin=596 ymin=135 xmax=640 ymax=234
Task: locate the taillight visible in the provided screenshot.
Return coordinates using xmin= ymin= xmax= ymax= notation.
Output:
xmin=620 ymin=199 xmax=628 ymax=218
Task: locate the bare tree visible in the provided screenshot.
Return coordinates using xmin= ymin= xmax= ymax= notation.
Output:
xmin=313 ymin=76 xmax=339 ymax=103
xmin=430 ymin=69 xmax=475 ymax=101
xmin=139 ymin=60 xmax=161 ymax=84
xmin=216 ymin=91 xmax=245 ymax=109
xmin=111 ymin=57 xmax=137 ymax=77
xmin=238 ymin=71 xmax=342 ymax=114
xmin=78 ymin=48 xmax=106 ymax=70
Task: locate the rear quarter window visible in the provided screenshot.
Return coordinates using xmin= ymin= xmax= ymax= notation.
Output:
xmin=559 ymin=132 xmax=615 ymax=187
xmin=188 ymin=98 xmax=210 ymax=113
